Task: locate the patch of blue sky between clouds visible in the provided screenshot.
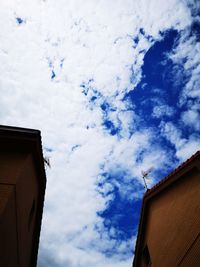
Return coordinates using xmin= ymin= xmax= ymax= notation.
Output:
xmin=124 ymin=27 xmax=200 ymax=163
xmin=100 ymin=101 xmax=121 ymax=137
xmin=46 ymin=56 xmax=65 ymax=82
xmin=51 ymin=70 xmax=56 ymax=80
xmin=16 ymin=17 xmax=25 ymax=25
xmin=93 ymin=159 xmax=153 ymax=259
xmin=79 ymin=79 xmax=124 ymax=136
xmin=80 ymin=79 xmax=95 ymax=97
xmin=96 ymin=171 xmax=143 ymax=236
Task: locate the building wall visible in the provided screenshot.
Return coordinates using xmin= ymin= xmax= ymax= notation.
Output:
xmin=0 ymin=184 xmax=18 ymax=267
xmin=179 ymin=233 xmax=200 ymax=267
xmin=0 ymin=152 xmax=39 ymax=267
xmin=140 ymin=167 xmax=200 ymax=267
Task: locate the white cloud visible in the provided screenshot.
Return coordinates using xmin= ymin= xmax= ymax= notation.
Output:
xmin=181 ymin=109 xmax=200 ymax=131
xmin=160 ymin=121 xmax=200 ymax=161
xmin=169 ymin=27 xmax=200 ymax=104
xmin=160 ymin=121 xmax=185 ymax=147
xmin=152 ymin=104 xmax=175 ymax=118
xmin=175 ymin=138 xmax=199 ymax=161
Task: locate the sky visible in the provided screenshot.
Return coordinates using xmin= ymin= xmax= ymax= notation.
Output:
xmin=0 ymin=0 xmax=200 ymax=266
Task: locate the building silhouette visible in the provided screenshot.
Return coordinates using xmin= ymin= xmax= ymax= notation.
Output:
xmin=133 ymin=151 xmax=200 ymax=267
xmin=0 ymin=125 xmax=46 ymax=267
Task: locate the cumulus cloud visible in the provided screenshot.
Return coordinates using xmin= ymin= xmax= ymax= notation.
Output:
xmin=0 ymin=0 xmax=199 ymax=266
xmin=181 ymin=109 xmax=200 ymax=131
xmin=170 ymin=31 xmax=200 ymax=104
xmin=152 ymin=104 xmax=175 ymax=118
xmin=160 ymin=121 xmax=200 ymax=161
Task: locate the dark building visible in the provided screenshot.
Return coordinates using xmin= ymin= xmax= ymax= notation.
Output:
xmin=133 ymin=151 xmax=200 ymax=267
xmin=0 ymin=125 xmax=46 ymax=267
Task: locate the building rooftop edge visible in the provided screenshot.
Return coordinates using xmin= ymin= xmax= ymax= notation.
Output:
xmin=144 ymin=150 xmax=200 ymax=198
xmin=0 ymin=124 xmax=40 ymax=135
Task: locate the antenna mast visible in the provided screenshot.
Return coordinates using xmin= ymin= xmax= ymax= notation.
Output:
xmin=141 ymin=167 xmax=153 ymax=190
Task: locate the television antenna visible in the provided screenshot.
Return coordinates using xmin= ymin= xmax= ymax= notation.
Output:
xmin=141 ymin=167 xmax=154 ymax=190
xmin=44 ymin=156 xmax=51 ymax=168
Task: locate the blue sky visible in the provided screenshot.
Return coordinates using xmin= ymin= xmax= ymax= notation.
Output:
xmin=0 ymin=1 xmax=200 ymax=266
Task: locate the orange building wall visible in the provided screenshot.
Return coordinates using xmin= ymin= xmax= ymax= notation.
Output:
xmin=139 ymin=168 xmax=200 ymax=267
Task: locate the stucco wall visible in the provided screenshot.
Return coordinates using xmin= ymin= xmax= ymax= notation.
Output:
xmin=140 ymin=168 xmax=200 ymax=267
xmin=0 ymin=152 xmax=39 ymax=267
